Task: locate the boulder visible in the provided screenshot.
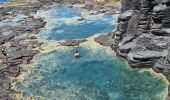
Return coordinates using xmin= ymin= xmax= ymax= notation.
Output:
xmin=119 ymin=10 xmax=134 ymax=21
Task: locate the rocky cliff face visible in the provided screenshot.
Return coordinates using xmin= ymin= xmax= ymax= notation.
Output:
xmin=114 ymin=0 xmax=170 ymax=99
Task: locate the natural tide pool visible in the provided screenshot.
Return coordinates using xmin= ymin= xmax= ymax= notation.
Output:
xmin=36 ymin=5 xmax=117 ymax=40
xmin=12 ymin=5 xmax=168 ymax=100
xmin=13 ymin=43 xmax=168 ymax=100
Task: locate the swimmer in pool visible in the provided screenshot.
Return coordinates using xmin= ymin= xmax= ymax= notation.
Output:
xmin=74 ymin=50 xmax=80 ymax=57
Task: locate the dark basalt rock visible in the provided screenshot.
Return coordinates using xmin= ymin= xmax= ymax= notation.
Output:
xmin=153 ymin=57 xmax=165 ymax=73
xmin=111 ymin=0 xmax=170 ymax=99
xmin=119 ymin=10 xmax=134 ymax=21
xmin=94 ymin=33 xmax=115 ymax=46
xmin=113 ymin=0 xmax=170 ymax=67
xmin=0 ymin=0 xmax=47 ymax=98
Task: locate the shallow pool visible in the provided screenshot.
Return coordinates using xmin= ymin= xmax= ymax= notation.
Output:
xmin=14 ymin=46 xmax=167 ymax=100
xmin=36 ymin=6 xmax=116 ymax=40
xmin=12 ymin=5 xmax=168 ymax=100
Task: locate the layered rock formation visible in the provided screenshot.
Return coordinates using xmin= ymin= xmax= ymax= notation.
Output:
xmin=113 ymin=0 xmax=170 ymax=99
xmin=114 ymin=0 xmax=170 ymax=67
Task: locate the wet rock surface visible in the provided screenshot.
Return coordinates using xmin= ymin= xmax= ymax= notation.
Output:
xmin=0 ymin=0 xmax=48 ymax=98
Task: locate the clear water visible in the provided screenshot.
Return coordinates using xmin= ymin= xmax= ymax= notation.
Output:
xmin=13 ymin=5 xmax=168 ymax=100
xmin=0 ymin=0 xmax=12 ymax=2
xmin=37 ymin=6 xmax=116 ymax=40
xmin=14 ymin=47 xmax=167 ymax=100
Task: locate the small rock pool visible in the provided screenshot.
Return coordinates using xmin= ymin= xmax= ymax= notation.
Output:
xmin=12 ymin=5 xmax=168 ymax=100
xmin=36 ymin=5 xmax=117 ymax=40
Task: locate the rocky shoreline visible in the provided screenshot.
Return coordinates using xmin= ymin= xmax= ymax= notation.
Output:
xmin=2 ymin=0 xmax=168 ymax=99
xmin=0 ymin=0 xmax=50 ymax=99
xmin=0 ymin=0 xmax=121 ymax=99
xmin=95 ymin=0 xmax=170 ymax=99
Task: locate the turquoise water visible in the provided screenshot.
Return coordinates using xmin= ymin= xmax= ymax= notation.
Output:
xmin=13 ymin=5 xmax=168 ymax=100
xmin=0 ymin=0 xmax=12 ymax=2
xmin=14 ymin=47 xmax=167 ymax=99
xmin=37 ymin=6 xmax=116 ymax=40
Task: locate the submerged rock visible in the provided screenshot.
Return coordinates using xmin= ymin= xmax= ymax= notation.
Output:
xmin=77 ymin=17 xmax=85 ymax=21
